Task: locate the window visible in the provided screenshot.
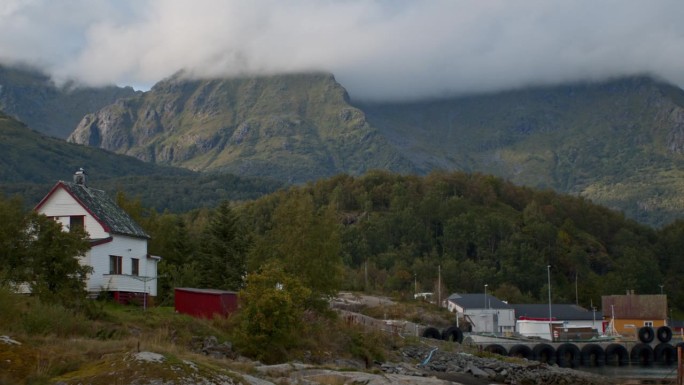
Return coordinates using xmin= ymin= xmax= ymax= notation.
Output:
xmin=131 ymin=258 xmax=139 ymax=276
xmin=644 ymin=321 xmax=653 ymax=327
xmin=69 ymin=216 xmax=84 ymax=231
xmin=109 ymin=255 xmax=122 ymax=275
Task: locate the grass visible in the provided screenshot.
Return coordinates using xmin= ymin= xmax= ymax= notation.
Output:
xmin=0 ymin=288 xmax=439 ymax=384
xmin=0 ymin=286 xmax=491 ymax=385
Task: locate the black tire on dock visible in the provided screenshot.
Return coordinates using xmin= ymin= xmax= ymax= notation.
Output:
xmin=630 ymin=343 xmax=654 ymax=365
xmin=638 ymin=326 xmax=655 ymax=343
xmin=533 ymin=343 xmax=556 ymax=365
xmin=441 ymin=326 xmax=463 ymax=343
xmin=484 ymin=344 xmax=508 ymax=356
xmin=653 ymin=343 xmax=676 ymax=365
xmin=509 ymin=344 xmax=533 ymax=359
xmin=556 ymin=343 xmax=581 ymax=368
xmin=604 ymin=343 xmax=629 ymax=366
xmin=422 ymin=327 xmax=441 ymax=340
xmin=656 ymin=326 xmax=672 ymax=343
xmin=580 ymin=344 xmax=605 ymax=367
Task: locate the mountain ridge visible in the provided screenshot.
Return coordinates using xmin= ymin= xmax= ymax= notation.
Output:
xmin=0 ymin=111 xmax=283 ymax=211
xmin=4 ymin=63 xmax=684 ymax=226
xmin=68 ymin=71 xmax=417 ymax=183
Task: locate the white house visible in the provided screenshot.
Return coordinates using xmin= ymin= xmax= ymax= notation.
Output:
xmin=34 ymin=170 xmax=160 ymax=304
xmin=446 ymin=293 xmax=516 ymax=334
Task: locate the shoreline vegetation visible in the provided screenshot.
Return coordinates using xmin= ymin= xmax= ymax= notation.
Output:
xmin=0 ymin=288 xmax=614 ymax=385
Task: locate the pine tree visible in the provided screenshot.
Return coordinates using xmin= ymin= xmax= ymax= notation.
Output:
xmin=197 ymin=201 xmax=249 ymax=290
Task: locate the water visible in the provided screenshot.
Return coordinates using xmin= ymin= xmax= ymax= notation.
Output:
xmin=578 ymin=365 xmax=678 ymax=384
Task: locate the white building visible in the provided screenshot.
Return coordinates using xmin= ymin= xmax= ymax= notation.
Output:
xmin=34 ymin=170 xmax=160 ymax=304
xmin=512 ymin=304 xmax=604 ymax=340
xmin=446 ymin=293 xmax=516 ymax=334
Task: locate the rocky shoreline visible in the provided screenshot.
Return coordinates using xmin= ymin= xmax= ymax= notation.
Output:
xmin=2 ymin=334 xmax=613 ymax=384
xmin=387 ymin=345 xmax=611 ymax=385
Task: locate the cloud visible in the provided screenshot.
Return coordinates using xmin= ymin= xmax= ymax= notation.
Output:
xmin=1 ymin=0 xmax=683 ymax=100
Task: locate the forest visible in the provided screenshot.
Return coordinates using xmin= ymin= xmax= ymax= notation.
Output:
xmin=118 ymin=170 xmax=684 ymax=315
xmin=3 ymin=169 xmax=684 ymax=316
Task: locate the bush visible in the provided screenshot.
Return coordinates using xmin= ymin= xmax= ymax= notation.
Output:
xmin=21 ymin=301 xmax=91 ymax=337
xmin=0 ymin=286 xmax=21 ymax=331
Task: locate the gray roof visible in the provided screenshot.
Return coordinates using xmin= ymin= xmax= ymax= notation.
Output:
xmin=39 ymin=181 xmax=149 ymax=239
xmin=447 ymin=293 xmax=512 ymax=310
xmin=512 ymin=304 xmax=603 ymax=321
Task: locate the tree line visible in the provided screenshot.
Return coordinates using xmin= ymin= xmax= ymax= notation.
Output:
xmin=2 ymin=169 xmax=684 ymax=322
xmin=113 ymin=170 xmax=683 ymax=314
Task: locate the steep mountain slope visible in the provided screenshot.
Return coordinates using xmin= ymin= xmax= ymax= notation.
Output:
xmin=69 ymin=72 xmax=417 ymax=183
xmin=0 ymin=64 xmax=139 ymax=138
xmin=16 ymin=68 xmax=684 ymax=226
xmin=357 ymin=76 xmax=684 ymax=226
xmin=0 ymin=112 xmax=283 ymax=210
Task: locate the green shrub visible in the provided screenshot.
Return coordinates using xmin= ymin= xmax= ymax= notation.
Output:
xmin=21 ymin=301 xmax=91 ymax=337
xmin=0 ymin=286 xmax=21 ymax=331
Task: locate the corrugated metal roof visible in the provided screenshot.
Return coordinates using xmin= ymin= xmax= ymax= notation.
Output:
xmin=601 ymin=294 xmax=667 ymax=319
xmin=511 ymin=304 xmax=603 ymax=320
xmin=60 ymin=181 xmax=149 ymax=239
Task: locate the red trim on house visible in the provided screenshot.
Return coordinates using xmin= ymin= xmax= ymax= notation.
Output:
xmin=34 ymin=181 xmax=113 ymax=233
xmin=33 ymin=182 xmax=63 ymax=211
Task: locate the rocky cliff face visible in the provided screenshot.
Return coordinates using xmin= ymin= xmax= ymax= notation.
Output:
xmin=69 ymin=72 xmax=416 ymax=183
xmin=64 ymin=72 xmax=684 ymax=225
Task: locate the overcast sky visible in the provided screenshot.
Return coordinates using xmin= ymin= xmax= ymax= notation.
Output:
xmin=1 ymin=0 xmax=683 ymax=101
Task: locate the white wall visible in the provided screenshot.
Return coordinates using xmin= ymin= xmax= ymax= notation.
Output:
xmin=448 ymin=300 xmax=515 ymax=333
xmin=38 ymin=187 xmax=108 ymax=239
xmin=88 ymin=235 xmax=153 ymax=295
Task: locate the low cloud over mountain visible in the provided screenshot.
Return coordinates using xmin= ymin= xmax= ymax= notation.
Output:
xmin=1 ymin=1 xmax=684 ymax=100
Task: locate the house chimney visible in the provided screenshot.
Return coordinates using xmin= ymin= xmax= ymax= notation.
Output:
xmin=73 ymin=168 xmax=86 ymax=186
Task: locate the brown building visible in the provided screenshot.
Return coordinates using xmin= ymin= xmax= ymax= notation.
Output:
xmin=602 ymin=291 xmax=667 ymax=337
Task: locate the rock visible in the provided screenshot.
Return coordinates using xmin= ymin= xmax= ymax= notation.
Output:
xmin=467 ymin=363 xmax=489 ymax=378
xmin=134 ymin=351 xmax=165 ymax=363
xmin=0 ymin=336 xmax=21 ymax=345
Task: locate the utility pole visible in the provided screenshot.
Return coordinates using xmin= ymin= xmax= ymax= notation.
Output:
xmin=547 ymin=265 xmax=552 ymax=330
xmin=438 ymin=264 xmax=441 ymax=308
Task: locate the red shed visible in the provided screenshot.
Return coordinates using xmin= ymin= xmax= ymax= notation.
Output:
xmin=174 ymin=288 xmax=238 ymax=318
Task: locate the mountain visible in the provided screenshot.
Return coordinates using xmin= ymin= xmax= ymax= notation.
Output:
xmin=68 ymin=73 xmax=684 ymax=226
xmin=0 ymin=111 xmax=283 ymax=211
xmin=68 ymin=71 xmax=417 ymax=183
xmin=0 ymin=64 xmax=139 ymax=138
xmin=356 ymin=76 xmax=684 ymax=226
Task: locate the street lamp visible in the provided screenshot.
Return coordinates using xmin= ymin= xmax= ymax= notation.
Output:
xmin=659 ymin=284 xmax=664 ymax=295
xmin=484 ymin=284 xmax=488 ymax=309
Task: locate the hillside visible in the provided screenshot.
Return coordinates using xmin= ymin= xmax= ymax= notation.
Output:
xmin=0 ymin=112 xmax=283 ymax=211
xmin=2 ymin=66 xmax=684 ymax=226
xmin=0 ymin=64 xmax=139 ymax=138
xmin=64 ymin=72 xmax=684 ymax=226
xmin=68 ymin=71 xmax=417 ymax=183
xmin=357 ymin=76 xmax=684 ymax=226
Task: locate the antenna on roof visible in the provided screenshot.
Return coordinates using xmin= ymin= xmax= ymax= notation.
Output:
xmin=73 ymin=168 xmax=87 ymax=186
